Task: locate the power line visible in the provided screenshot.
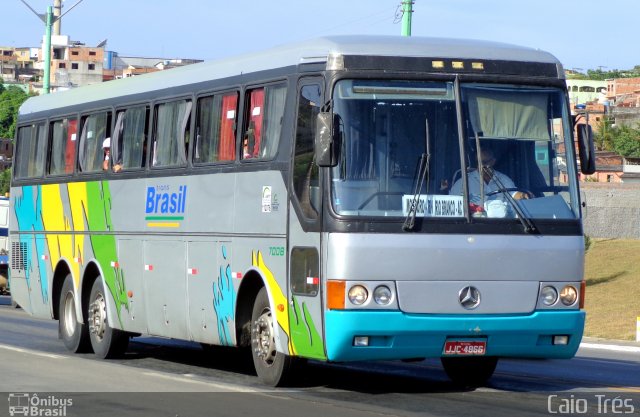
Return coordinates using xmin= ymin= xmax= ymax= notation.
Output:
xmin=305 ymin=6 xmax=396 ymax=38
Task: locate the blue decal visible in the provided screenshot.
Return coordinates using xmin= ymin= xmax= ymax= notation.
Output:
xmin=213 ymin=245 xmax=235 ymax=346
xmin=14 ymin=186 xmax=49 ymax=302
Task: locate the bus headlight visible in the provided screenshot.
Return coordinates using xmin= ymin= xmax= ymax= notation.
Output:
xmin=540 ymin=286 xmax=558 ymax=306
xmin=348 ymin=285 xmax=368 ymax=305
xmin=373 ymin=285 xmax=392 ymax=305
xmin=560 ymin=285 xmax=578 ymax=306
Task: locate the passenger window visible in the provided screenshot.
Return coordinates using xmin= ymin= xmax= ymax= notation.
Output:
xmin=293 ymin=83 xmax=321 ymax=218
xmin=112 ymin=106 xmax=149 ymax=171
xmin=194 ymin=92 xmax=238 ymax=163
xmin=79 ymin=112 xmax=111 ymax=173
xmin=15 ymin=123 xmax=46 ymax=179
xmin=242 ymin=84 xmax=286 ymax=160
xmin=48 ymin=118 xmax=77 ymax=176
xmin=152 ymin=100 xmax=192 ymax=168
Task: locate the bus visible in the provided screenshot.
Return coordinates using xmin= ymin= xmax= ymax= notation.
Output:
xmin=9 ymin=36 xmax=595 ymax=387
xmin=0 ymin=197 xmax=9 ymax=294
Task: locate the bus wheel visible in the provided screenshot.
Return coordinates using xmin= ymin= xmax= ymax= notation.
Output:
xmin=87 ymin=278 xmax=129 ymax=359
xmin=58 ymin=274 xmax=91 ymax=353
xmin=251 ymin=287 xmax=294 ymax=386
xmin=441 ymin=356 xmax=498 ymax=388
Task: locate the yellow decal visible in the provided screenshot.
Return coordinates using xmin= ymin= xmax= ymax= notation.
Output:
xmin=252 ymin=251 xmax=294 ymax=354
xmin=41 ymin=184 xmax=79 ymax=286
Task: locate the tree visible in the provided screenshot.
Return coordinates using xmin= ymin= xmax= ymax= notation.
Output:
xmin=594 ymin=118 xmax=614 ymax=151
xmin=611 ymin=124 xmax=640 ymax=158
xmin=0 ymin=85 xmax=32 ymax=139
xmin=0 ymin=168 xmax=10 ymax=196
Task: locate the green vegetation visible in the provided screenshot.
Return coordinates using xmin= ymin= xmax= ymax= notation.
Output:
xmin=0 ymin=80 xmax=35 ymax=193
xmin=567 ymin=65 xmax=640 ymax=81
xmin=0 ymin=80 xmax=33 ymax=139
xmin=594 ymin=118 xmax=640 ymax=158
xmin=583 ymin=239 xmax=640 ymax=340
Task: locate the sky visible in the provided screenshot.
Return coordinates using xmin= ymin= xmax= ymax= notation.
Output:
xmin=1 ymin=0 xmax=638 ymax=72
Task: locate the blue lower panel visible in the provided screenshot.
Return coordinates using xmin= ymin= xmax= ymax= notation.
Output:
xmin=325 ymin=310 xmax=585 ymax=362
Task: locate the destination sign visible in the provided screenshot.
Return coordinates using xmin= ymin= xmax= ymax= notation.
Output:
xmin=402 ymin=194 xmax=464 ymax=217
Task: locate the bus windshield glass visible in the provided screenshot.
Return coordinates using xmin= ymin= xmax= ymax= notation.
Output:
xmin=330 ymin=80 xmax=579 ymax=221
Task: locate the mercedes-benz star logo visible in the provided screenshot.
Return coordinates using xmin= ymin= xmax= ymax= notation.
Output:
xmin=458 ymin=286 xmax=481 ymax=310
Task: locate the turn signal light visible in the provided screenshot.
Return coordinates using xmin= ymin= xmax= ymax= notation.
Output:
xmin=327 ymin=280 xmax=345 ymax=310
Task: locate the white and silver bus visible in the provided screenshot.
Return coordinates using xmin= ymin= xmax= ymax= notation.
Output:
xmin=9 ymin=36 xmax=595 ymax=386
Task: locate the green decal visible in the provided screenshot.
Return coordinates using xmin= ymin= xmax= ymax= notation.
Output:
xmin=289 ymin=295 xmax=326 ymax=359
xmin=86 ymin=181 xmax=128 ymax=326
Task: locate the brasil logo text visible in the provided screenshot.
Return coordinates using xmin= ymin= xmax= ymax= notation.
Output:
xmin=145 ymin=185 xmax=187 ymax=228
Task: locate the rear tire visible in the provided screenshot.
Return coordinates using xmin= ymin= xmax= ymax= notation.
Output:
xmin=441 ymin=356 xmax=498 ymax=388
xmin=58 ymin=274 xmax=91 ymax=353
xmin=250 ymin=287 xmax=295 ymax=386
xmin=88 ymin=278 xmax=129 ymax=358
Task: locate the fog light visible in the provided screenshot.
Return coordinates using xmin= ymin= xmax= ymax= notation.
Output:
xmin=348 ymin=285 xmax=368 ymax=306
xmin=560 ymin=285 xmax=578 ymax=306
xmin=373 ymin=285 xmax=392 ymax=305
xmin=553 ymin=335 xmax=569 ymax=345
xmin=540 ymin=286 xmax=558 ymax=306
xmin=354 ymin=336 xmax=369 ymax=347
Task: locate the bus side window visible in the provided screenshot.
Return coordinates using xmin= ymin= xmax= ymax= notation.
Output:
xmin=293 ymin=83 xmax=321 ymax=219
xmin=113 ymin=106 xmax=148 ymax=171
xmin=15 ymin=123 xmax=46 ymax=179
xmin=194 ymin=92 xmax=238 ymax=164
xmin=48 ymin=118 xmax=74 ymax=176
xmin=79 ymin=112 xmax=111 ymax=173
xmin=152 ymin=100 xmax=191 ymax=168
xmin=242 ymin=84 xmax=286 ymax=160
xmin=65 ymin=119 xmax=77 ymax=174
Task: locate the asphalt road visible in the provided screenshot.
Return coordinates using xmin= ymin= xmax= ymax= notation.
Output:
xmin=1 ymin=295 xmax=639 ymax=417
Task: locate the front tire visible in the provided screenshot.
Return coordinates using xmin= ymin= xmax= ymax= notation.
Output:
xmin=87 ymin=278 xmax=129 ymax=358
xmin=250 ymin=287 xmax=295 ymax=386
xmin=441 ymin=356 xmax=498 ymax=388
xmin=58 ymin=274 xmax=91 ymax=353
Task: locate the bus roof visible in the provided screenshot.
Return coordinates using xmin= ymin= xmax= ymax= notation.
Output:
xmin=19 ymin=35 xmax=562 ymax=116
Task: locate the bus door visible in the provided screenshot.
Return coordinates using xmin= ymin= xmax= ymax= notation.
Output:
xmin=287 ymin=79 xmax=326 ymax=360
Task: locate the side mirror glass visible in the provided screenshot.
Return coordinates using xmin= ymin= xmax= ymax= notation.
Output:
xmin=577 ymin=123 xmax=596 ymax=175
xmin=315 ymin=112 xmax=338 ymax=167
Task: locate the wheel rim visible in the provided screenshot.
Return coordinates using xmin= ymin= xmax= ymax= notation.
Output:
xmin=252 ymin=307 xmax=276 ymax=367
xmin=62 ymin=291 xmax=76 ymax=337
xmin=89 ymin=291 xmax=107 ymax=342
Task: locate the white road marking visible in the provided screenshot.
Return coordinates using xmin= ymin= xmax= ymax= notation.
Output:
xmin=580 ymin=342 xmax=640 ymax=354
xmin=142 ymin=371 xmax=269 ymax=393
xmin=0 ymin=343 xmax=67 ymax=359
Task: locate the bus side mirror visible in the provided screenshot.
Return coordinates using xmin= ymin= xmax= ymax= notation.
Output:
xmin=577 ymin=123 xmax=596 ymax=175
xmin=315 ymin=112 xmax=338 ymax=167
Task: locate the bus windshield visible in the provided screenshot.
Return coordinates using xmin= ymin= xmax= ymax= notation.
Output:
xmin=330 ymin=79 xmax=579 ymax=221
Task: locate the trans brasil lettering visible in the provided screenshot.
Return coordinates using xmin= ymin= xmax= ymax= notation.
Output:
xmin=145 ymin=185 xmax=188 ymax=215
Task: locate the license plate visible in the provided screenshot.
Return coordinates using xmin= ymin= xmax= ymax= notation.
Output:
xmin=443 ymin=340 xmax=486 ymax=356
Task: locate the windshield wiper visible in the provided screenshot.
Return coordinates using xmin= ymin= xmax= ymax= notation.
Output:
xmin=483 ymin=166 xmax=537 ymax=234
xmin=403 ymin=119 xmax=431 ymax=231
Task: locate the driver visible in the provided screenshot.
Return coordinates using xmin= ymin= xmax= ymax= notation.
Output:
xmin=449 ymin=147 xmax=516 ymax=205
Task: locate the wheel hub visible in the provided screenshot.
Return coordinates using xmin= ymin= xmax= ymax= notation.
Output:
xmin=252 ymin=310 xmax=276 ymax=366
xmin=62 ymin=291 xmax=76 ymax=337
xmin=89 ymin=292 xmax=107 ymax=341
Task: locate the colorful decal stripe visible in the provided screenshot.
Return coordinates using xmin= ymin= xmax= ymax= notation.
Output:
xmin=252 ymin=250 xmax=326 ymax=360
xmin=14 ymin=181 xmax=129 ymax=326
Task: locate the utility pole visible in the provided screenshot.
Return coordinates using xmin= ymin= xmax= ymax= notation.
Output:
xmin=18 ymin=0 xmax=84 ymax=94
xmin=401 ymin=0 xmax=414 ymax=37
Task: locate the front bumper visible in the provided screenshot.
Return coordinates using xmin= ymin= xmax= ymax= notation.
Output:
xmin=325 ymin=310 xmax=584 ymax=362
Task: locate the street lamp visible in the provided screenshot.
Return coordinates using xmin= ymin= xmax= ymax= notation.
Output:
xmin=18 ymin=0 xmax=84 ymax=94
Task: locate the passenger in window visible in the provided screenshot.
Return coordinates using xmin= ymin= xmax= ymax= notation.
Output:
xmin=102 ymin=138 xmax=122 ymax=172
xmin=243 ymin=138 xmax=251 ymax=159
